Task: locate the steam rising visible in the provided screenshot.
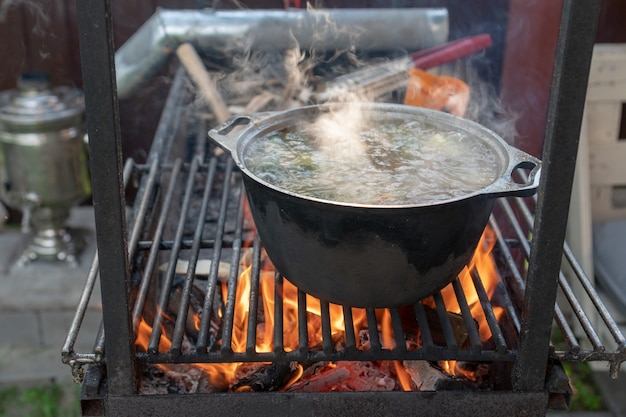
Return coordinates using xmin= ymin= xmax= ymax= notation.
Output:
xmin=462 ymin=61 xmax=519 ymax=142
xmin=305 ymin=97 xmax=369 ymax=163
xmin=213 ymin=6 xmax=365 ymax=113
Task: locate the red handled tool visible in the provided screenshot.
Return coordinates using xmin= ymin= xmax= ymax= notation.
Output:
xmin=410 ymin=33 xmax=493 ymax=70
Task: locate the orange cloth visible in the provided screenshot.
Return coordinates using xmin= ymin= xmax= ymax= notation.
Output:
xmin=404 ymin=67 xmax=470 ymax=117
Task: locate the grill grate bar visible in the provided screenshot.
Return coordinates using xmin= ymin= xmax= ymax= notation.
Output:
xmin=470 ymin=268 xmax=507 ymax=352
xmin=558 ymin=271 xmax=604 ymax=351
xmin=220 ymin=191 xmax=247 ymax=356
xmin=245 ymin=235 xmax=262 ymax=355
xmin=274 ymin=273 xmax=286 ymax=354
xmin=488 ymin=218 xmax=525 ymax=336
xmin=390 ymin=308 xmax=407 ymax=352
xmin=62 ymin=252 xmax=100 ymax=357
xmin=554 ymin=303 xmax=581 ymax=353
xmin=413 ymin=302 xmax=435 ymax=352
xmin=489 ymin=216 xmax=525 ymax=302
xmin=495 ymin=281 xmax=521 ymax=334
xmin=132 ymin=159 xmax=184 ymax=334
xmin=135 ymin=346 xmax=515 ymax=364
xmin=452 ymin=279 xmax=483 ymax=350
xmin=135 ymin=239 xmax=228 ymax=251
xmin=171 ymin=157 xmax=219 ymax=355
xmin=320 ymin=300 xmax=334 ymax=355
xmin=342 ymin=306 xmax=357 ymax=352
xmin=94 ymin=323 xmax=105 ymax=358
xmin=433 ymin=292 xmax=458 ymax=350
xmin=148 ymin=157 xmax=201 ymax=353
xmin=62 ymin=158 xmax=134 ymax=362
xmin=197 ymin=159 xmax=235 ymax=352
xmin=498 ymin=199 xmax=531 ymax=255
xmin=366 ymin=309 xmax=382 ymax=350
xmin=128 ymin=159 xmax=160 ymax=261
xmin=298 ymin=290 xmax=309 ymax=354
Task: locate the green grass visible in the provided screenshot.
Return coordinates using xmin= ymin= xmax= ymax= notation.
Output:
xmin=0 ymin=382 xmax=80 ymax=417
xmin=563 ymin=361 xmax=606 ymax=412
xmin=551 ymin=327 xmax=607 ymax=412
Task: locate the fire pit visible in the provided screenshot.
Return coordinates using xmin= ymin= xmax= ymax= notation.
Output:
xmin=62 ymin=1 xmax=626 ymax=416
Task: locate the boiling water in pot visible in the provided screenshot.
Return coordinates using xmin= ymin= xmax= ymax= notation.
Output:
xmin=243 ymin=119 xmax=500 ymax=205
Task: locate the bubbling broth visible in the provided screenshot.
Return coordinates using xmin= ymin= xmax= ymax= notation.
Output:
xmin=243 ymin=118 xmax=500 ymax=205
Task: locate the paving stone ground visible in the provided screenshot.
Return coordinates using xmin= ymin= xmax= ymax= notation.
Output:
xmin=0 ymin=207 xmax=100 ymax=385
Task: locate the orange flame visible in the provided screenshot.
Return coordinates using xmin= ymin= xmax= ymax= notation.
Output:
xmin=380 ymin=309 xmax=413 ymax=391
xmin=422 ymin=227 xmax=502 ymax=376
xmin=135 ymin=316 xmax=239 ymax=385
xmin=136 ymin=317 xmax=171 ymax=353
xmin=424 ymin=226 xmax=500 ymax=342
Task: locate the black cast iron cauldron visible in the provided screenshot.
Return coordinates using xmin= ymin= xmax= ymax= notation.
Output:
xmin=209 ymin=103 xmax=541 ymax=307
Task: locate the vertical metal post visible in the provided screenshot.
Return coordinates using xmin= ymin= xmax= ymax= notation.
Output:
xmin=76 ymin=0 xmax=136 ymax=395
xmin=512 ymin=0 xmax=601 ymax=391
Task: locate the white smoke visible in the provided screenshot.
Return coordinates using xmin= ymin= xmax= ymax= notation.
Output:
xmin=0 ymin=0 xmax=50 ymax=35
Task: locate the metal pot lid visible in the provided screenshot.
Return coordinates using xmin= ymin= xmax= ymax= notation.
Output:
xmin=0 ymin=72 xmax=84 ymax=131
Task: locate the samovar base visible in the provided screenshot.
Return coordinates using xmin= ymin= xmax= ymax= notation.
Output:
xmin=17 ymin=227 xmax=81 ymax=268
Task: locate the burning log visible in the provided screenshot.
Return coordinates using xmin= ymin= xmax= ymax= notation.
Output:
xmin=159 ymin=259 xmax=232 ymax=282
xmin=138 ymin=270 xmax=224 ymax=351
xmin=139 ymin=364 xmax=229 ymax=395
xmin=286 ymin=363 xmax=350 ymax=392
xmin=167 ymin=285 xmax=218 ymax=343
xmin=140 ymin=367 xmax=170 ymax=395
xmin=231 ymin=362 xmax=300 ymax=392
xmin=454 ymin=361 xmax=492 ymax=386
xmin=287 ymin=362 xmax=397 ymax=392
xmin=399 ymin=305 xmax=475 ymax=349
xmin=158 ymin=248 xmax=254 ymax=280
xmin=403 ymin=361 xmax=468 ymax=391
xmin=425 ymin=306 xmax=472 ymax=348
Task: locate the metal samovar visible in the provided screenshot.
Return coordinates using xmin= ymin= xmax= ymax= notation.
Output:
xmin=0 ymin=73 xmax=91 ymax=267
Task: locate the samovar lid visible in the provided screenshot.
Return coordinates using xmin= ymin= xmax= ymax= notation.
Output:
xmin=0 ymin=72 xmax=84 ymax=132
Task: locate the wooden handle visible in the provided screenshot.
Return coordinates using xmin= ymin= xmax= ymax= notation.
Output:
xmin=176 ymin=43 xmax=231 ymax=124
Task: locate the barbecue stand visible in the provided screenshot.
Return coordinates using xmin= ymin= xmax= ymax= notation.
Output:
xmin=63 ymin=1 xmax=626 ymax=416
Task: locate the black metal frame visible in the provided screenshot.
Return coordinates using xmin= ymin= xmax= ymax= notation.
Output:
xmin=511 ymin=0 xmax=605 ymax=390
xmin=62 ymin=0 xmax=626 ymax=415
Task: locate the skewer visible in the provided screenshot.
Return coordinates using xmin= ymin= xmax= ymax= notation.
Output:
xmin=314 ymin=34 xmax=492 ymax=103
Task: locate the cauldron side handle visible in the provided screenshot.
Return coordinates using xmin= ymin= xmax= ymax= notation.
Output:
xmin=484 ymin=146 xmax=542 ymax=198
xmin=208 ymin=115 xmax=253 ymax=155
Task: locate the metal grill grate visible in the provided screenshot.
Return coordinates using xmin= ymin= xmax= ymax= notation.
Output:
xmin=127 ymin=156 xmax=518 ymax=366
xmin=62 ymin=74 xmax=625 ymax=381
